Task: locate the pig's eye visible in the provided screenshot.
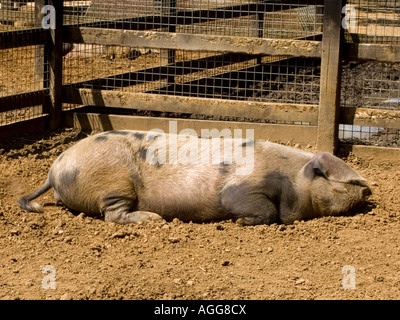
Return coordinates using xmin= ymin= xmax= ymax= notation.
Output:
xmin=349 ymin=180 xmax=368 ymax=187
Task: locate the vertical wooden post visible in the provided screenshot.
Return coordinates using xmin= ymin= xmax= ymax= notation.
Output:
xmin=317 ymin=0 xmax=344 ymax=154
xmin=34 ymin=0 xmax=45 ymax=91
xmin=253 ymin=1 xmax=265 ymax=65
xmin=156 ymin=0 xmax=176 ymax=84
xmin=46 ymin=0 xmax=64 ymax=130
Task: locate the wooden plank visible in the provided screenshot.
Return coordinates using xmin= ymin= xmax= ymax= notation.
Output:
xmin=65 ymin=27 xmax=322 ymax=57
xmin=147 ymin=56 xmax=311 ymax=99
xmin=85 ymin=1 xmax=257 ymax=23
xmin=66 ymin=52 xmax=260 ymax=89
xmin=345 ymin=43 xmax=400 ymax=63
xmin=0 ymin=9 xmax=33 ymax=23
xmin=345 ymin=33 xmax=400 ymax=45
xmin=340 ymin=107 xmax=400 ymax=130
xmin=0 ymin=90 xmax=47 ymax=113
xmin=62 ymin=88 xmax=318 ymax=124
xmin=65 ymin=1 xmax=321 ymax=31
xmin=0 ymin=28 xmax=46 ymax=49
xmin=317 ymin=0 xmax=343 ymax=153
xmin=158 ymin=0 xmax=176 ymax=85
xmin=46 ymin=0 xmax=64 ymax=130
xmin=0 ymin=116 xmax=48 ymax=145
xmin=339 ymin=144 xmax=400 ymax=166
xmin=34 ymin=0 xmax=45 ymax=91
xmin=63 ymin=112 xmax=318 ymax=146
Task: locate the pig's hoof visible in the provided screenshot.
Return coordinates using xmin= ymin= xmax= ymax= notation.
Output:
xmin=105 ymin=210 xmax=163 ymax=224
xmin=133 ymin=211 xmax=164 ymax=222
xmin=236 ymin=216 xmax=270 ymax=226
xmin=236 ymin=217 xmax=257 ymax=226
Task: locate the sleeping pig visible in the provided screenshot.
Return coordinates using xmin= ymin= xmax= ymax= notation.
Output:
xmin=18 ymin=130 xmax=371 ymax=225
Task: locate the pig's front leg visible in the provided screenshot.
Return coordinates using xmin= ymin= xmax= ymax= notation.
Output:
xmin=219 ymin=183 xmax=279 ymax=225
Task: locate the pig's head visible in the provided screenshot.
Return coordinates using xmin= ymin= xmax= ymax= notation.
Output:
xmin=299 ymin=152 xmax=371 ymax=219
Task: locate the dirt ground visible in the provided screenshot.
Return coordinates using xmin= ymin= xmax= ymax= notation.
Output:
xmin=0 ymin=128 xmax=399 ymax=300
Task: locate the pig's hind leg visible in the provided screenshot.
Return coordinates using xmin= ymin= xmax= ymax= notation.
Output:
xmin=101 ymin=193 xmax=163 ymax=224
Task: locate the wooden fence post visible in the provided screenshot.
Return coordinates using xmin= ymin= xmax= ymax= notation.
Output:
xmin=156 ymin=0 xmax=176 ymax=84
xmin=45 ymin=0 xmax=64 ymax=130
xmin=317 ymin=0 xmax=344 ymax=154
xmin=34 ymin=0 xmax=45 ymax=91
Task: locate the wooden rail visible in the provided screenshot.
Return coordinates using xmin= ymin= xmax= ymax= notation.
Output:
xmin=62 ymin=88 xmax=319 ymax=124
xmin=63 ymin=111 xmax=318 ymax=146
xmin=65 ymin=27 xmax=322 ymax=58
xmin=0 ymin=0 xmax=399 ymax=158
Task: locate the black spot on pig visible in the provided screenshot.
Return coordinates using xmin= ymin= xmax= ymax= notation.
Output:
xmin=133 ymin=132 xmax=144 ymax=140
xmin=107 ymin=130 xmax=129 ymax=136
xmin=219 ymin=162 xmax=230 ymax=174
xmin=138 ymin=147 xmax=148 ymax=160
xmin=241 ymin=140 xmax=254 ymax=148
xmin=259 ymin=171 xmax=297 ymax=209
xmin=95 ymin=135 xmax=108 ymax=142
xmin=59 ymin=168 xmax=80 ymax=187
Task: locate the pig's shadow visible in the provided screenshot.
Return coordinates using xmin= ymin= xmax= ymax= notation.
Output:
xmin=43 ymin=198 xmax=378 ymax=223
xmin=342 ymin=199 xmax=376 ymax=217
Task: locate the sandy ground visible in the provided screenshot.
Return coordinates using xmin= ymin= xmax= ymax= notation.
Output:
xmin=0 ymin=128 xmax=399 ymax=300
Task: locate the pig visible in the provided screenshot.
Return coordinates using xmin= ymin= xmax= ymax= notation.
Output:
xmin=18 ymin=130 xmax=371 ymax=225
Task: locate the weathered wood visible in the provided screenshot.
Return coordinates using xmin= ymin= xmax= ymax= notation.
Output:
xmin=0 ymin=116 xmax=48 ymax=144
xmin=147 ymin=57 xmax=310 ymax=99
xmin=317 ymin=0 xmax=343 ymax=153
xmin=63 ymin=112 xmax=318 ymax=146
xmin=0 ymin=90 xmax=47 ymax=113
xmin=0 ymin=9 xmax=32 ymax=23
xmin=0 ymin=28 xmax=46 ymax=49
xmin=34 ymin=0 xmax=45 ymax=91
xmin=345 ymin=43 xmax=400 ymax=63
xmin=62 ymin=88 xmax=318 ymax=124
xmin=157 ymin=0 xmax=176 ymax=84
xmin=66 ymin=52 xmax=260 ymax=89
xmin=65 ymin=27 xmax=322 ymax=57
xmin=339 ymin=144 xmax=400 ymax=166
xmin=340 ymin=107 xmax=400 ymax=130
xmin=65 ymin=1 xmax=322 ymax=32
xmin=46 ymin=0 xmax=63 ymax=130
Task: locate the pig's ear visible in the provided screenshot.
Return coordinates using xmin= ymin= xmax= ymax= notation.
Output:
xmin=304 ymin=154 xmax=329 ymax=180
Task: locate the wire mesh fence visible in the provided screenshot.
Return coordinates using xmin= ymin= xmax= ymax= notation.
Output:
xmin=0 ymin=0 xmax=399 ymax=148
xmin=339 ymin=0 xmax=400 ymax=146
xmin=0 ymin=0 xmax=47 ymax=126
xmin=63 ymin=0 xmax=324 ymax=107
xmin=344 ymin=0 xmax=400 ymax=44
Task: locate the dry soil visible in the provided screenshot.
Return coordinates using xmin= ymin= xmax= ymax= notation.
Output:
xmin=0 ymin=128 xmax=399 ymax=300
